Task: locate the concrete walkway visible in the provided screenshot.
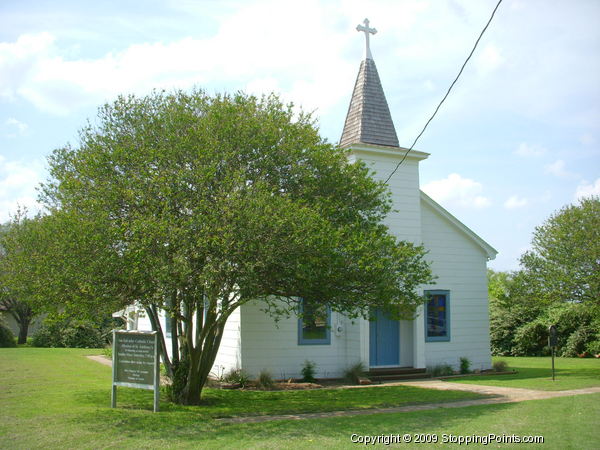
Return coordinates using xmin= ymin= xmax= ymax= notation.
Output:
xmin=218 ymin=381 xmax=600 ymax=424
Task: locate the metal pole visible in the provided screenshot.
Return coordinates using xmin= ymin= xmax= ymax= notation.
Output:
xmin=111 ymin=330 xmax=117 ymax=408
xmin=551 ymin=346 xmax=555 ymax=381
xmin=153 ymin=332 xmax=160 ymax=412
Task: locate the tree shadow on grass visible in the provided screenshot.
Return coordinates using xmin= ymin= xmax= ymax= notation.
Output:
xmin=68 ymin=400 xmax=520 ymax=444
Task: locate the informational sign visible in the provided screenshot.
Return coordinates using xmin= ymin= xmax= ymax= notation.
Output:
xmin=111 ymin=330 xmax=160 ymax=412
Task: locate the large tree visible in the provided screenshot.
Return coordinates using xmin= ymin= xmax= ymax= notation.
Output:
xmin=0 ymin=218 xmax=39 ymax=344
xmin=519 ymin=196 xmax=599 ymax=309
xmin=24 ymin=90 xmax=433 ymax=404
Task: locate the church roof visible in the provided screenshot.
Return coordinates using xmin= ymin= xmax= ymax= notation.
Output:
xmin=339 ymin=57 xmax=400 ymax=149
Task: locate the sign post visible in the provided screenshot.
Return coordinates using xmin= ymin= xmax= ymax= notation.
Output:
xmin=111 ymin=330 xmax=160 ymax=412
xmin=548 ymin=325 xmax=558 ymax=381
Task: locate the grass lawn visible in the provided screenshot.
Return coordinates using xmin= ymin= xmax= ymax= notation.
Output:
xmin=1 ymin=349 xmax=599 ymax=449
xmin=447 ymin=356 xmax=600 ymax=391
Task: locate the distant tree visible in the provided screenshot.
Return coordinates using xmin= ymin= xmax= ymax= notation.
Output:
xmin=488 ymin=269 xmax=543 ymax=356
xmin=21 ymin=89 xmax=433 ymax=405
xmin=488 ymin=197 xmax=600 ymax=356
xmin=0 ymin=218 xmax=39 ymax=344
xmin=519 ymin=196 xmax=599 ymax=309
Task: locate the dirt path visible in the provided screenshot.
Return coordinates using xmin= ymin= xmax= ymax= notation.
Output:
xmin=87 ymin=354 xmax=112 ymax=367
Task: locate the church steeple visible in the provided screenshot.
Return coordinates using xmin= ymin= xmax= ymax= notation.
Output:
xmin=339 ymin=19 xmax=400 ymax=149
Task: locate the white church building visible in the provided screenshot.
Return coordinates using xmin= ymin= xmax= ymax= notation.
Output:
xmin=126 ymin=19 xmax=497 ymax=380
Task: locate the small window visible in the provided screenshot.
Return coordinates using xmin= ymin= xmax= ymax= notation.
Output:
xmin=425 ymin=290 xmax=450 ymax=342
xmin=298 ymin=299 xmax=331 ymax=345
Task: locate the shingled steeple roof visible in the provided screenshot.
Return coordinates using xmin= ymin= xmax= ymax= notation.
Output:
xmin=339 ymin=19 xmax=399 ymax=149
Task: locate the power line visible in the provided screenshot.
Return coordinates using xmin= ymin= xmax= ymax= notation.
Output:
xmin=384 ymin=0 xmax=503 ymax=184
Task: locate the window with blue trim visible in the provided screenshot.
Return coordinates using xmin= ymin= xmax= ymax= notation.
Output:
xmin=298 ymin=299 xmax=331 ymax=345
xmin=425 ymin=290 xmax=450 ymax=342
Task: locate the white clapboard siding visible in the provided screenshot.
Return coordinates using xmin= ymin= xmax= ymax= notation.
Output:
xmin=238 ymin=300 xmax=362 ymax=379
xmin=420 ymin=196 xmax=493 ymax=371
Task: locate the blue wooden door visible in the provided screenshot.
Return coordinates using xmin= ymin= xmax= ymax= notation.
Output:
xmin=369 ymin=308 xmax=400 ymax=366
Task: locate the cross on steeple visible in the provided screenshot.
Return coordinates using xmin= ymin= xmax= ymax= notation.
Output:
xmin=356 ymin=18 xmax=377 ymax=60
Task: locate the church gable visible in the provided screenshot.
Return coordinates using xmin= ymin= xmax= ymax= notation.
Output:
xmin=420 ymin=190 xmax=497 ymax=260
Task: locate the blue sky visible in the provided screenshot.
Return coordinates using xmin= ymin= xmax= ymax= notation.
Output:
xmin=0 ymin=0 xmax=598 ymax=271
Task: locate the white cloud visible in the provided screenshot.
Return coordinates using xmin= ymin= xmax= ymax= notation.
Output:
xmin=544 ymin=159 xmax=577 ymax=178
xmin=0 ymin=156 xmax=44 ymax=222
xmin=574 ymin=178 xmax=600 ymax=201
xmin=514 ymin=142 xmax=546 ymax=157
xmin=422 ymin=173 xmax=491 ymax=209
xmin=3 ymin=118 xmax=28 ymax=137
xmin=0 ymin=2 xmax=360 ymax=116
xmin=504 ymin=195 xmax=528 ymax=209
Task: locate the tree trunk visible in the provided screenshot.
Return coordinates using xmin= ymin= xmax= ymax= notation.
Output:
xmin=17 ymin=320 xmax=29 ymax=345
xmin=177 ymin=323 xmax=225 ymax=405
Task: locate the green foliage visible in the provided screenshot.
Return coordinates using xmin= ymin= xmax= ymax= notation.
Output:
xmin=300 ymin=360 xmax=317 ymax=383
xmin=459 ymin=357 xmax=471 ymax=374
xmin=31 ymin=316 xmax=119 ymax=348
xmin=586 ymin=339 xmax=600 ymax=355
xmin=492 ymin=360 xmax=508 ymax=372
xmin=429 ymin=364 xmax=454 ymax=377
xmin=562 ymin=326 xmax=596 ymax=357
xmin=257 ymin=370 xmax=275 ymax=390
xmin=488 ymin=269 xmax=545 ymax=356
xmin=488 ymin=197 xmax=600 ymax=358
xmin=8 ymin=89 xmax=434 ymax=404
xmin=519 ymin=197 xmax=599 ymax=307
xmin=224 ymin=369 xmax=251 ymax=388
xmin=512 ymin=320 xmax=549 ymax=356
xmin=0 ymin=216 xmax=39 ymax=344
xmin=344 ymin=361 xmax=367 ymax=384
xmin=0 ymin=321 xmax=16 ymax=347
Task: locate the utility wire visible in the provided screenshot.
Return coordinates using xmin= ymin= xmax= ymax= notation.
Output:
xmin=384 ymin=0 xmax=503 ymax=184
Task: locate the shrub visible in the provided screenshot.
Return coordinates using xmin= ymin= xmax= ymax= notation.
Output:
xmin=512 ymin=320 xmax=548 ymax=356
xmin=344 ymin=361 xmax=367 ymax=384
xmin=561 ymin=326 xmax=596 ymax=357
xmin=301 ymin=360 xmax=317 ymax=383
xmin=257 ymin=369 xmax=275 ymax=390
xmin=62 ymin=322 xmax=103 ymax=348
xmin=492 ymin=360 xmax=508 ymax=372
xmin=459 ymin=357 xmax=471 ymax=374
xmin=586 ymin=339 xmax=600 ymax=355
xmin=224 ymin=368 xmax=251 ymax=388
xmin=0 ymin=322 xmax=17 ymax=348
xmin=31 ymin=321 xmax=62 ymax=347
xmin=31 ymin=316 xmax=121 ymax=348
xmin=490 ymin=308 xmax=532 ymax=356
xmin=548 ymin=304 xmax=593 ymax=349
xmin=429 ymin=363 xmax=454 ymax=377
